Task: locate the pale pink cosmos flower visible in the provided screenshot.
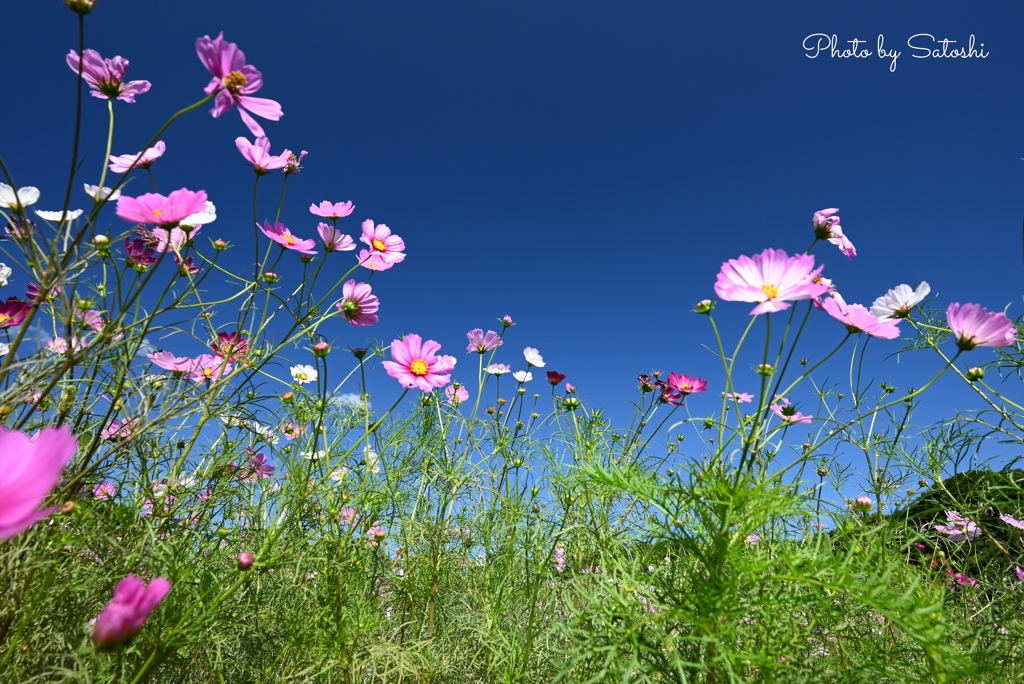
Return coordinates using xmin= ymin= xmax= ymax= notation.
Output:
xmin=109 ymin=141 xmax=166 ymax=174
xmin=935 ymin=510 xmax=980 ymax=542
xmin=116 ymin=188 xmax=209 ymax=228
xmin=189 ymin=354 xmax=232 ymax=383
xmin=770 ymin=397 xmax=813 ymax=425
xmin=0 ymin=426 xmax=76 ymax=540
xmin=822 ymin=293 xmax=901 ymax=339
xmin=147 ymin=351 xmax=193 ymax=374
xmin=91 ymin=575 xmax=171 ymax=648
xmin=101 ymin=417 xmax=138 ymax=442
xmin=554 ymin=546 xmax=566 ymax=572
xmin=77 ymin=309 xmax=105 ymax=333
xmin=310 ymin=201 xmax=355 ymax=220
xmin=339 ymin=507 xmax=359 ymax=526
xmin=283 ymin=151 xmax=307 ymax=175
xmin=317 ymin=223 xmax=356 ymax=253
xmin=67 ymin=49 xmax=151 ymax=103
xmin=486 ymin=363 xmax=511 ymax=375
xmin=999 ymin=513 xmax=1024 ymax=530
xmin=46 ymin=336 xmax=88 ymax=354
xmin=812 ymin=208 xmax=856 ymax=259
xmin=383 ymin=334 xmax=456 ymax=392
xmin=714 ymin=248 xmax=832 ymax=315
xmin=94 ymin=482 xmax=116 ymax=501
xmin=196 ymin=32 xmax=283 ymax=137
xmin=1017 ymin=566 xmax=1024 ymax=583
xmin=466 ymin=329 xmax=502 ymax=354
xmin=336 ymin=280 xmax=379 ymax=326
xmin=235 ymin=136 xmax=291 ymax=174
xmin=745 ymin=534 xmax=760 ymax=545
xmin=445 ymin=384 xmax=469 ymax=406
xmin=946 ymin=303 xmax=1018 ymax=351
xmin=523 ymin=347 xmax=545 ymax=367
xmin=357 ymin=220 xmax=406 ymax=271
xmin=722 ymin=391 xmax=754 ymax=403
xmin=870 ymin=282 xmax=931 ymax=320
xmin=259 ymin=220 xmax=317 ymax=255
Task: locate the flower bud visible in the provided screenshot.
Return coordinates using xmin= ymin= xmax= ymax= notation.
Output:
xmin=694 ymin=299 xmax=715 ymax=314
xmin=92 ymin=234 xmax=110 ymax=248
xmin=262 ymin=272 xmax=279 ymax=284
xmin=966 ymin=366 xmax=985 ymax=382
xmin=213 ymin=239 xmax=228 ymax=251
xmin=65 ymin=0 xmax=96 ymax=15
xmin=350 ymin=347 xmax=367 ymax=360
xmin=853 ymin=496 xmax=873 ymax=511
xmin=281 ymin=391 xmax=294 ymax=403
xmin=816 ymin=467 xmax=828 ymax=477
xmin=59 ymin=501 xmax=76 ymax=514
xmin=299 ymin=255 xmax=314 ymax=264
xmin=237 ymin=552 xmax=255 ymax=570
xmin=755 ymin=363 xmax=773 ymax=376
xmin=501 ymin=314 xmax=514 ymax=328
xmin=312 ymin=341 xmax=330 ymax=357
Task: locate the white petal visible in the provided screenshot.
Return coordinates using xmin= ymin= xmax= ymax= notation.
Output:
xmin=181 ymin=201 xmax=217 ymax=228
xmin=84 ymin=184 xmax=121 ymax=201
xmin=35 ymin=208 xmax=83 ymax=222
xmin=0 ymin=184 xmax=40 ymax=209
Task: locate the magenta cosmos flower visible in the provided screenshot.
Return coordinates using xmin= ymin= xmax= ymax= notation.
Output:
xmin=66 ymin=49 xmax=151 ymax=103
xmin=0 ymin=426 xmax=77 ymax=540
xmin=211 ymin=331 xmax=248 ymax=362
xmin=466 ymin=329 xmax=502 ymax=354
xmin=109 ymin=141 xmax=166 ymax=174
xmin=822 ymin=293 xmax=901 ymax=339
xmin=667 ymin=372 xmax=708 ymax=395
xmin=357 ymin=220 xmax=406 ymax=271
xmin=317 ymin=223 xmax=356 ymax=253
xmin=714 ymin=248 xmax=831 ymax=315
xmin=259 ymin=220 xmax=317 ymax=255
xmin=770 ymin=397 xmax=813 ymax=425
xmin=0 ymin=297 xmax=31 ymax=328
xmin=310 ymin=201 xmax=355 ymax=220
xmin=236 ymin=136 xmax=291 ymax=174
xmin=946 ymin=303 xmax=1018 ymax=351
xmin=116 ymin=188 xmax=208 ymax=228
xmin=92 ymin=575 xmax=171 ymax=648
xmin=336 ymin=280 xmax=379 ymax=326
xmin=196 ymin=32 xmax=283 ymax=137
xmin=383 ymin=334 xmax=457 ymax=392
xmin=812 ymin=208 xmax=856 ymax=260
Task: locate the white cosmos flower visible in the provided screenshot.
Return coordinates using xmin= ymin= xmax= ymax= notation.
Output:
xmin=290 ymin=364 xmax=318 ymax=385
xmin=869 ymin=282 xmax=931 ymax=320
xmin=302 ymin=449 xmax=326 ymax=460
xmin=0 ymin=183 xmax=40 ymax=209
xmin=364 ymin=444 xmax=380 ymax=474
xmin=513 ymin=370 xmax=533 ymax=383
xmin=181 ymin=201 xmax=216 ymax=229
xmin=83 ymin=183 xmax=121 ymax=202
xmin=523 ymin=346 xmax=545 ymax=367
xmin=36 ymin=208 xmax=83 ymax=223
xmin=0 ymin=342 xmax=9 ymax=357
xmin=486 ymin=363 xmax=510 ymax=375
xmin=0 ymin=263 xmax=11 ymax=287
xmin=330 ymin=466 xmax=350 ymax=482
xmin=251 ymin=421 xmax=280 ymax=445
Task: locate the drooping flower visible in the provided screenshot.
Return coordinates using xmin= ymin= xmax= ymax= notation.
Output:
xmin=714 ymin=248 xmax=832 ymax=315
xmin=211 ymin=332 xmax=248 ymax=362
xmin=175 ymin=255 xmax=202 ymax=276
xmin=196 ymin=32 xmax=283 ymax=137
xmin=188 ymin=354 xmax=232 ymax=383
xmin=317 ymin=223 xmax=356 ymax=253
xmin=116 ymin=188 xmax=209 ymax=228
xmin=383 ymin=334 xmax=456 ymax=392
xmin=666 ymin=372 xmax=708 ymax=396
xmin=66 ymin=49 xmax=151 ymax=103
xmin=486 ymin=363 xmax=511 ymax=375
xmin=0 ymin=183 xmax=40 ymax=210
xmin=91 ymin=575 xmax=171 ymax=648
xmin=259 ymin=220 xmax=317 ymax=255
xmin=235 ymin=136 xmax=291 ymax=174
xmin=310 ymin=201 xmax=355 ymax=220
xmin=109 ymin=141 xmax=166 ymax=173
xmin=445 ymin=384 xmax=469 ymax=406
xmin=812 ymin=208 xmax=856 ymax=259
xmin=0 ymin=426 xmax=77 ymax=540
xmin=946 ymin=303 xmax=1018 ymax=351
xmin=283 ymin=151 xmax=307 ymax=175
xmin=513 ymin=370 xmax=533 ymax=383
xmin=336 ymin=280 xmax=379 ymax=326
xmin=999 ymin=513 xmax=1024 ymax=530
xmin=935 ymin=510 xmax=980 ymax=542
xmin=822 ymin=293 xmax=901 ymax=339
xmin=123 ymin=237 xmax=159 ymax=270
xmin=523 ymin=347 xmax=545 ymax=367
xmin=83 ymin=183 xmax=121 ymax=202
xmin=870 ymin=282 xmax=931 ymax=320
xmin=770 ymin=397 xmax=813 ymax=425
xmin=722 ymin=391 xmax=754 ymax=403
xmin=547 ymin=371 xmax=566 ymax=386
xmin=36 ymin=209 xmax=83 ymax=223
xmin=290 ymin=364 xmax=318 ymax=385
xmin=466 ymin=329 xmax=502 ymax=354
xmin=0 ymin=297 xmax=31 ymax=328
xmin=357 ymin=220 xmax=406 ymax=271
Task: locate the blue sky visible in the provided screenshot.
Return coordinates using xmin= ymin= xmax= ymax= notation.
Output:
xmin=3 ymin=1 xmax=1023 ymax=476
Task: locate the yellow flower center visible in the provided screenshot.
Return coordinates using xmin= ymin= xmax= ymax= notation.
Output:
xmin=410 ymin=359 xmax=429 ymax=376
xmin=760 ymin=284 xmax=779 ymax=299
xmin=0 ymin=314 xmax=9 ymax=324
xmin=284 ymin=234 xmax=296 ymax=245
xmin=152 ymin=208 xmax=163 ymax=220
xmin=372 ymin=238 xmax=387 ymax=251
xmin=222 ymin=70 xmax=248 ymax=94
xmin=202 ymin=368 xmax=214 ymax=377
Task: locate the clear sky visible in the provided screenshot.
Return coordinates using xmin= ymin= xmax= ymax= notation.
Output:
xmin=3 ymin=1 xmax=1022 ymax=471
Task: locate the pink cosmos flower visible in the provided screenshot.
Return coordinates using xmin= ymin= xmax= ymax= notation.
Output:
xmin=0 ymin=426 xmax=77 ymax=540
xmin=445 ymin=384 xmax=469 ymax=406
xmin=714 ymin=248 xmax=832 ymax=315
xmin=235 ymin=136 xmax=291 ymax=174
xmin=94 ymin=481 xmax=116 ymax=500
xmin=189 ymin=354 xmax=232 ymax=383
xmin=946 ymin=303 xmax=1018 ymax=351
xmin=822 ymin=293 xmax=901 ymax=339
xmin=340 ymin=507 xmax=360 ymax=526
xmin=66 ymin=49 xmax=151 ymax=103
xmin=211 ymin=332 xmax=248 ymax=362
xmin=310 ymin=201 xmax=355 ymax=220
xmin=722 ymin=391 xmax=754 ymax=403
xmin=554 ymin=546 xmax=566 ymax=573
xmin=770 ymin=397 xmax=813 ymax=425
xmin=812 ymin=208 xmax=856 ymax=259
xmin=1017 ymin=566 xmax=1024 ymax=583
xmin=357 ymin=220 xmax=406 ymax=271
xmin=248 ymin=454 xmax=274 ymax=480
xmin=92 ymin=575 xmax=171 ymax=648
xmin=745 ymin=534 xmax=761 ymax=546
xmin=147 ymin=351 xmax=193 ymax=374
xmin=383 ymin=334 xmax=457 ymax=392
xmin=47 ymin=336 xmax=88 ymax=355
xmin=317 ymin=223 xmax=356 ymax=253
xmin=336 ymin=280 xmax=379 ymax=326
xmin=259 ymin=220 xmax=317 ymax=255
xmin=999 ymin=513 xmax=1024 ymax=530
xmin=109 ymin=141 xmax=166 ymax=173
xmin=116 ymin=188 xmax=209 ymax=228
xmin=0 ymin=297 xmax=31 ymax=328
xmin=196 ymin=33 xmax=283 ymax=137
xmin=283 ymin=151 xmax=307 ymax=175
xmin=466 ymin=329 xmax=502 ymax=354
xmin=77 ymin=309 xmax=105 ymax=333
xmin=935 ymin=510 xmax=979 ymax=542
xmin=101 ymin=417 xmax=138 ymax=442
xmin=666 ymin=372 xmax=708 ymax=396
